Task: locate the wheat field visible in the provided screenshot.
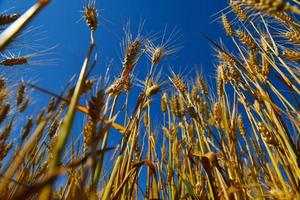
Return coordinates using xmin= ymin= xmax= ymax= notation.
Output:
xmin=0 ymin=0 xmax=300 ymax=199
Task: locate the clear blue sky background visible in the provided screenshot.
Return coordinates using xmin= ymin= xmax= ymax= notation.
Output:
xmin=1 ymin=0 xmax=227 ymax=92
xmin=1 ymin=0 xmax=229 ymax=194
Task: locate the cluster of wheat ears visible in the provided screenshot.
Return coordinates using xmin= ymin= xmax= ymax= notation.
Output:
xmin=0 ymin=0 xmax=300 ymax=199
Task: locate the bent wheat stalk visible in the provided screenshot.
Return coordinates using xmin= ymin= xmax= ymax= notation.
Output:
xmin=25 ymin=83 xmax=126 ymax=133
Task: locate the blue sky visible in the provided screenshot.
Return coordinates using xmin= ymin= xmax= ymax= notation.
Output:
xmin=1 ymin=0 xmax=227 ymax=92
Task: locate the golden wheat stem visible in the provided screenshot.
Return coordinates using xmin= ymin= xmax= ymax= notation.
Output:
xmin=25 ymin=83 xmax=126 ymax=133
xmin=244 ymin=104 xmax=289 ymax=192
xmin=92 ymin=95 xmax=119 ymax=194
xmin=102 ymin=156 xmax=122 ymax=199
xmin=265 ymin=51 xmax=300 ymax=94
xmin=275 ymin=148 xmax=299 ymax=194
xmin=235 ymin=87 xmax=263 ymax=150
xmin=0 ymin=1 xmax=49 ymax=51
xmin=261 ymin=16 xmax=279 ymax=55
xmin=268 ymin=82 xmax=297 ymax=113
xmin=253 ymin=99 xmax=300 ymax=183
xmin=8 ymin=132 xmax=49 ymax=194
xmin=124 ymin=93 xmax=129 ymax=125
xmin=0 ymin=117 xmax=48 ymax=193
xmin=258 ymin=85 xmax=300 ymax=177
xmin=146 ymin=105 xmax=152 ymax=198
xmin=216 ymin=169 xmax=230 ymax=200
xmin=292 ymin=0 xmax=300 ymax=5
xmin=39 ymin=32 xmax=95 ymax=200
xmin=266 ymin=163 xmax=281 ymax=190
xmin=250 ymin=21 xmax=300 ymax=93
xmin=225 ymin=38 xmax=257 ymax=90
xmin=261 ymin=16 xmax=300 ymax=86
xmin=264 ymin=142 xmax=289 ymax=192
